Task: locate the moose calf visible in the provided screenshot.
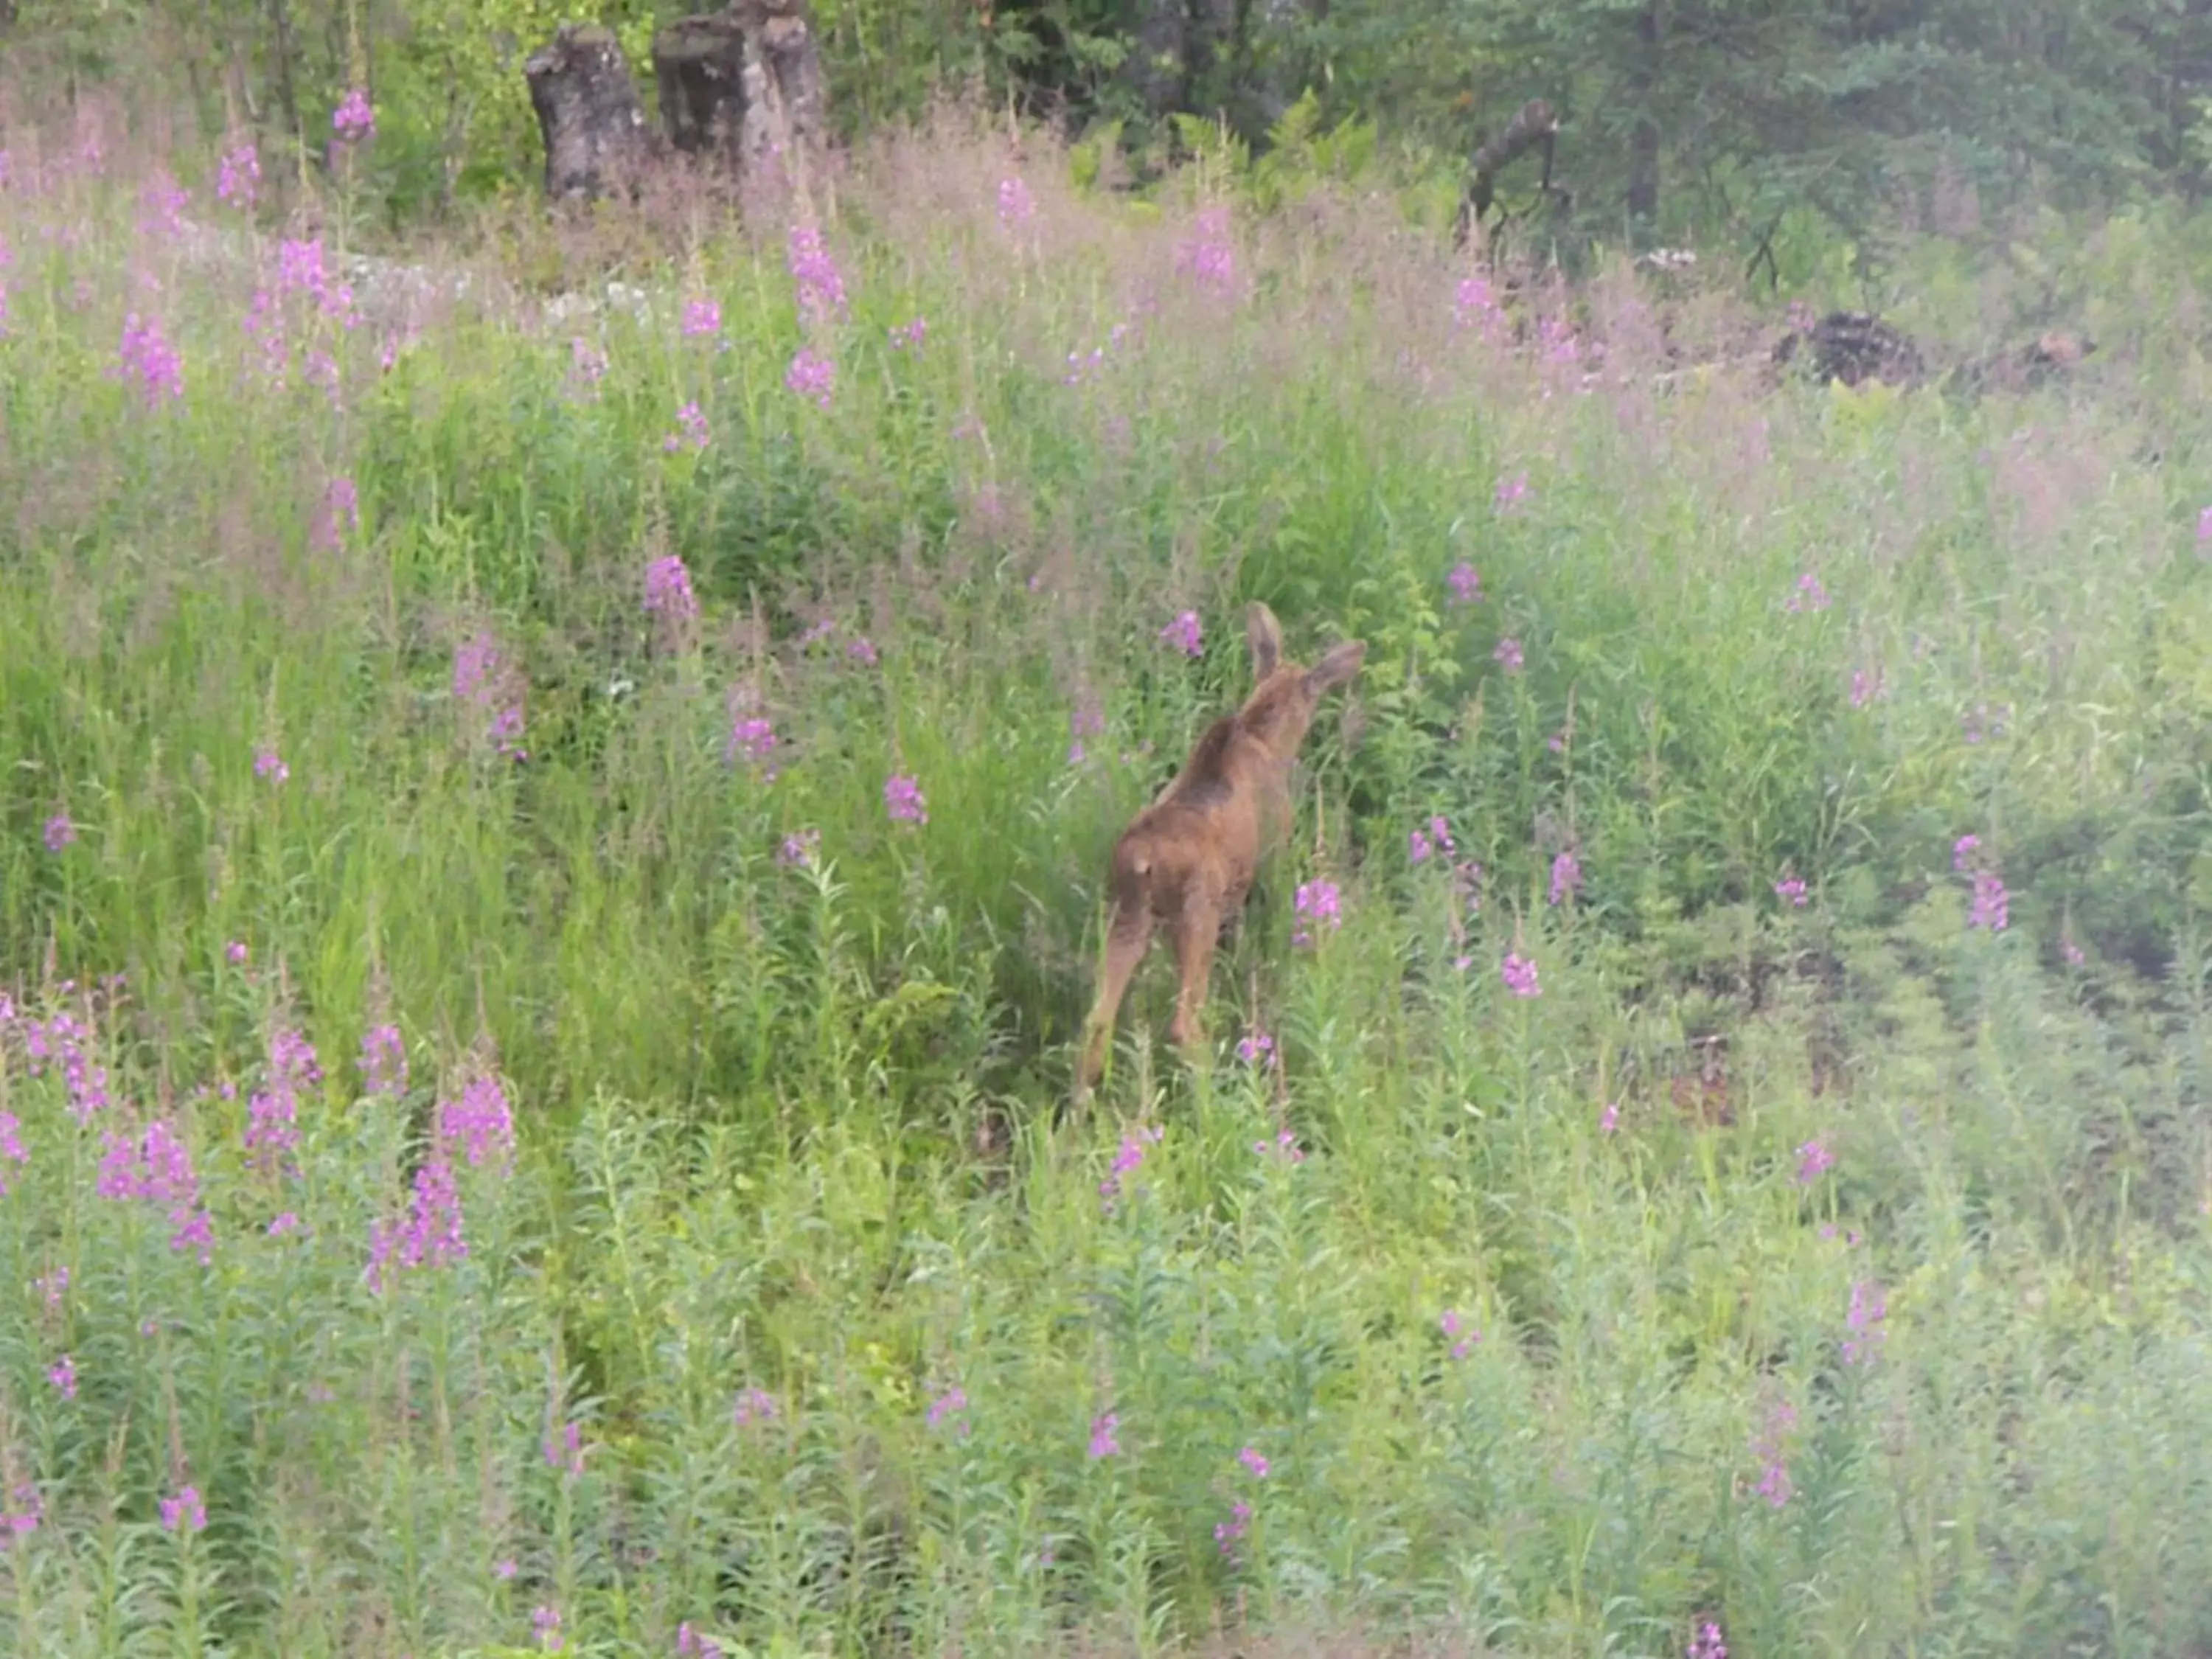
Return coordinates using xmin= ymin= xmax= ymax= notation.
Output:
xmin=1074 ymin=602 xmax=1366 ymax=1102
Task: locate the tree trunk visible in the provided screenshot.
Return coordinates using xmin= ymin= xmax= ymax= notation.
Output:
xmin=1624 ymin=0 xmax=1663 ymax=226
xmin=524 ymin=24 xmax=653 ymax=202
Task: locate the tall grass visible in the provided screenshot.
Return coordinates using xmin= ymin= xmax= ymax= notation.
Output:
xmin=3 ymin=95 xmax=2212 ymax=1657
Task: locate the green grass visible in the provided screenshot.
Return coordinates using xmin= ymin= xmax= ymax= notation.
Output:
xmin=3 ymin=100 xmax=2212 ymax=1658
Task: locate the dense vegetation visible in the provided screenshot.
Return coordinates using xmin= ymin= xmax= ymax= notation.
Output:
xmin=3 ymin=20 xmax=2212 ymax=1658
xmin=14 ymin=0 xmax=2212 ymax=260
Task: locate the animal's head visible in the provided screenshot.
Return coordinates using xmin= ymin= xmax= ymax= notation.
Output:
xmin=1235 ymin=602 xmax=1366 ymax=761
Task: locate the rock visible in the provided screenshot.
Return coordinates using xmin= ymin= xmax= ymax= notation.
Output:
xmin=524 ymin=24 xmax=654 ymax=202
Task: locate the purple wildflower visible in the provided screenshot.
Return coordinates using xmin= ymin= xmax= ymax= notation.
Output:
xmin=117 ymin=313 xmax=184 ymax=406
xmin=1454 ymin=274 xmax=1502 ymax=333
xmin=1751 ymin=1397 xmax=1796 ymax=1507
xmin=568 ymin=337 xmax=608 ymax=392
xmin=1969 ymin=869 xmax=2009 ymax=931
xmin=644 ymin=554 xmax=699 ymax=622
xmin=543 ymin=1419 xmax=586 ymax=1476
xmin=254 ymin=746 xmax=290 ymax=785
xmin=1175 ymin=205 xmax=1237 ymax=294
xmin=1599 ymin=1101 xmax=1620 ymax=1134
xmin=1447 ymin=561 xmax=1482 ymax=606
xmin=682 ymin=297 xmax=722 ymax=338
xmin=1493 ymin=472 xmax=1530 ymax=513
xmin=1842 ymin=1279 xmax=1888 ymax=1366
xmin=786 ymin=224 xmax=847 ymax=325
xmin=733 ymin=1386 xmax=778 ymax=1428
xmin=1786 ymin=572 xmax=1832 ymax=613
xmin=34 ymin=1267 xmax=68 ymax=1312
xmin=888 ymin=316 xmax=927 ymax=349
xmin=358 ymin=1024 xmax=408 ymax=1098
xmin=0 ymin=1112 xmax=25 ymax=1193
xmin=1548 ymin=851 xmax=1582 ymax=905
xmin=667 ymin=400 xmax=711 ymax=451
xmin=1159 ymin=610 xmax=1203 ymax=657
xmin=1237 ymin=1445 xmax=1270 ymax=1479
xmin=367 ymin=1155 xmax=466 ymax=1291
xmin=217 ymin=141 xmax=260 ymax=208
xmin=1253 ymin=1127 xmax=1304 ymax=1163
xmin=1292 ymin=880 xmax=1341 ymax=946
xmin=726 ymin=712 xmax=779 ymax=773
xmin=1951 ymin=834 xmax=1981 ymax=872
xmin=245 ymin=1026 xmax=320 ymax=1172
xmin=1214 ymin=1498 xmax=1252 ymax=1556
xmin=1493 ymin=637 xmax=1523 ymax=672
xmin=313 ymin=476 xmax=359 ymax=552
xmin=2198 ymin=505 xmax=2212 ymax=552
xmin=139 ymin=170 xmax=188 ymax=238
xmin=1500 ymin=953 xmax=1540 ymax=998
xmin=678 ymin=1624 xmax=725 ymax=1658
xmin=1099 ymin=1124 xmax=1164 ymax=1206
xmin=777 ymin=829 xmax=820 ymax=868
xmin=1849 ymin=667 xmax=1881 ymax=708
xmin=47 ymin=1354 xmax=75 ymax=1399
xmin=784 ymin=347 xmax=835 ymax=408
xmin=42 ymin=813 xmax=74 ymax=852
xmin=926 ymin=1387 xmax=970 ymax=1433
xmin=332 ymin=88 xmax=375 ymax=143
xmin=532 ymin=1604 xmax=563 ymax=1652
xmin=1087 ymin=1411 xmax=1121 ymax=1460
xmin=1236 ymin=1031 xmax=1274 ymax=1066
xmin=847 ymin=635 xmax=878 ymax=667
xmin=1795 ymin=1138 xmax=1834 ymax=1185
xmin=438 ymin=1074 xmax=515 ymax=1169
xmin=884 ymin=773 xmax=928 ymax=824
xmin=1688 ymin=1621 xmax=1728 ymax=1659
xmin=268 ymin=1211 xmax=301 ymax=1237
xmin=997 ymin=176 xmax=1034 ymax=229
xmin=160 ymin=1485 xmax=208 ymax=1534
xmin=1774 ymin=875 xmax=1808 ymax=907
xmin=1440 ymin=1308 xmax=1478 ymax=1360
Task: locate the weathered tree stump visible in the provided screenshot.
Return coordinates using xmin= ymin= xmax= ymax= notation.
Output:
xmin=647 ymin=2 xmax=827 ymax=189
xmin=524 ymin=24 xmax=653 ymax=202
xmin=734 ymin=0 xmax=827 ymax=181
xmin=653 ymin=13 xmax=747 ymax=164
xmin=1772 ymin=310 xmax=1927 ymax=389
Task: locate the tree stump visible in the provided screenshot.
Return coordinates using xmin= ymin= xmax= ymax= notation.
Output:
xmin=735 ymin=0 xmax=827 ymax=183
xmin=648 ymin=2 xmax=827 ymax=189
xmin=524 ymin=24 xmax=653 ymax=202
xmin=653 ymin=13 xmax=748 ymax=165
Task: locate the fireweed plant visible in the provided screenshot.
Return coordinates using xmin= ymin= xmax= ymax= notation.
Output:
xmin=1 ymin=95 xmax=2212 ymax=1659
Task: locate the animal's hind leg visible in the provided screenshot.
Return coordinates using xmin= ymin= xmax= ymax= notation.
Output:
xmin=1165 ymin=894 xmax=1222 ymax=1066
xmin=1076 ymin=905 xmax=1152 ymax=1102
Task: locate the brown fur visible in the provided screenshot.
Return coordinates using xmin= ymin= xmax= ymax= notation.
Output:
xmin=1074 ymin=603 xmax=1366 ymax=1102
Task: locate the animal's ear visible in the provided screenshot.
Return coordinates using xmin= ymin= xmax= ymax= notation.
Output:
xmin=1247 ymin=602 xmax=1284 ymax=679
xmin=1304 ymin=639 xmax=1366 ymax=695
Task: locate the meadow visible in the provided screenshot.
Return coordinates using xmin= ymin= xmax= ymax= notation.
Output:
xmin=4 ymin=90 xmax=2212 ymax=1658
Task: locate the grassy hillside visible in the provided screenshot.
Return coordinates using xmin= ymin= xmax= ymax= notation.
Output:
xmin=4 ymin=97 xmax=2212 ymax=1658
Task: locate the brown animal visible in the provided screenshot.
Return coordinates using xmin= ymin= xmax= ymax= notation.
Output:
xmin=1074 ymin=602 xmax=1366 ymax=1101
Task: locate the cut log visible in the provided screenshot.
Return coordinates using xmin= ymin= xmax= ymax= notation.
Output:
xmin=524 ymin=24 xmax=653 ymax=202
